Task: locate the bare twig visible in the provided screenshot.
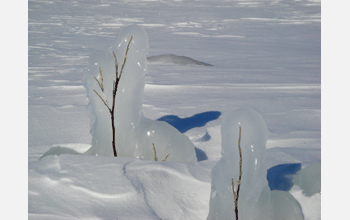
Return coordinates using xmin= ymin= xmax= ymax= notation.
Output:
xmin=232 ymin=126 xmax=242 ymax=220
xmin=162 ymin=154 xmax=170 ymax=162
xmin=232 ymin=178 xmax=237 ymax=200
xmin=152 ymin=143 xmax=170 ymax=162
xmin=93 ymin=89 xmax=111 ymax=111
xmin=152 ymin=143 xmax=158 ymax=161
xmin=119 ymin=35 xmax=133 ymax=79
xmin=236 ymin=126 xmax=242 ymax=219
xmin=93 ymin=35 xmax=134 ymax=157
xmin=113 ymin=51 xmax=118 ymax=74
xmin=94 ymin=66 xmax=104 ymax=92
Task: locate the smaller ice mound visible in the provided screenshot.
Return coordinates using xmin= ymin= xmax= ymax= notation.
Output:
xmin=147 ymin=54 xmax=213 ymax=66
xmin=207 ymin=108 xmax=303 ymax=220
xmin=293 ymin=162 xmax=321 ymax=196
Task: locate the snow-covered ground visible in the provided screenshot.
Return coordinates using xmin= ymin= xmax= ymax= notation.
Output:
xmin=28 ymin=0 xmax=321 ymax=219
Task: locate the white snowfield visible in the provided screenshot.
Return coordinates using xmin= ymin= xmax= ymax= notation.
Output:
xmin=28 ymin=0 xmax=321 ymax=219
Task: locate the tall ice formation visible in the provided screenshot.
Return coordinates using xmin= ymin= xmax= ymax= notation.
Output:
xmin=83 ymin=25 xmax=197 ymax=162
xmin=207 ymin=108 xmax=303 ymax=220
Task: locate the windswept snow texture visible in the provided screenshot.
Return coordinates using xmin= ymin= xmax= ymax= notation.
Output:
xmin=207 ymin=108 xmax=303 ymax=220
xmin=83 ymin=25 xmax=197 ymax=162
xmin=29 ymin=0 xmax=321 ymax=219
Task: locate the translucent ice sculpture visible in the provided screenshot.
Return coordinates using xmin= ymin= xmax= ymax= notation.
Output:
xmin=293 ymin=162 xmax=321 ymax=196
xmin=83 ymin=25 xmax=197 ymax=162
xmin=207 ymin=108 xmax=303 ymax=220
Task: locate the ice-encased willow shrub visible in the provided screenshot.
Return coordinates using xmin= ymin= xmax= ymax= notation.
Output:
xmin=207 ymin=108 xmax=303 ymax=220
xmin=83 ymin=25 xmax=197 ymax=162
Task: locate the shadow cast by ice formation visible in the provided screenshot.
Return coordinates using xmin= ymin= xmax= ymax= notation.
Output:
xmin=267 ymin=163 xmax=302 ymax=191
xmin=157 ymin=111 xmax=221 ymax=133
xmin=195 ymin=147 xmax=208 ymax=162
xmin=157 ymin=111 xmax=221 ymax=162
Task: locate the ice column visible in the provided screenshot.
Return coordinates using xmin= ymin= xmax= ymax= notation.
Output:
xmin=84 ymin=25 xmax=197 ymax=162
xmin=207 ymin=108 xmax=303 ymax=220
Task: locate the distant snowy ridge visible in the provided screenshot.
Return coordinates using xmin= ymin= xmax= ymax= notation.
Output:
xmin=147 ymin=54 xmax=213 ymax=66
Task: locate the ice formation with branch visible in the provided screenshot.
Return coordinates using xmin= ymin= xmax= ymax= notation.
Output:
xmin=83 ymin=25 xmax=197 ymax=162
xmin=207 ymin=108 xmax=303 ymax=220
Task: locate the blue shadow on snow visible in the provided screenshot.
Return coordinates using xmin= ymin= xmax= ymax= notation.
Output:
xmin=157 ymin=111 xmax=221 ymax=162
xmin=157 ymin=111 xmax=221 ymax=133
xmin=267 ymin=163 xmax=302 ymax=191
xmin=195 ymin=147 xmax=208 ymax=162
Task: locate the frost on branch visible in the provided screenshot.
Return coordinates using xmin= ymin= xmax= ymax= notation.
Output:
xmin=83 ymin=25 xmax=197 ymax=162
xmin=207 ymin=108 xmax=303 ymax=220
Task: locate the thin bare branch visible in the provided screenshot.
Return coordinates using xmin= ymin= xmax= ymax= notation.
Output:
xmin=92 ymin=35 xmax=133 ymax=158
xmin=94 ymin=66 xmax=104 ymax=92
xmin=113 ymin=51 xmax=118 ymax=73
xmin=232 ymin=126 xmax=242 ymax=220
xmin=119 ymin=35 xmax=133 ymax=79
xmin=152 ymin=143 xmax=158 ymax=161
xmin=162 ymin=154 xmax=170 ymax=162
xmin=93 ymin=89 xmax=111 ymax=112
xmin=99 ymin=66 xmax=104 ymax=91
xmin=237 ymin=126 xmax=242 ymax=200
xmin=232 ymin=179 xmax=237 ymax=201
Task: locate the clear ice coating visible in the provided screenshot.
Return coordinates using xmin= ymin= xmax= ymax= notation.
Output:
xmin=207 ymin=108 xmax=303 ymax=220
xmin=83 ymin=25 xmax=197 ymax=162
xmin=293 ymin=162 xmax=321 ymax=196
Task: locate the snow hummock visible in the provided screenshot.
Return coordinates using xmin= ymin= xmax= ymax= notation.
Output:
xmin=82 ymin=25 xmax=197 ymax=162
xmin=207 ymin=108 xmax=303 ymax=220
xmin=29 ymin=154 xmax=215 ymax=220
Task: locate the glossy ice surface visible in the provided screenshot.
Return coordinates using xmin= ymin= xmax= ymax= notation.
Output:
xmin=83 ymin=25 xmax=197 ymax=162
xmin=207 ymin=108 xmax=303 ymax=220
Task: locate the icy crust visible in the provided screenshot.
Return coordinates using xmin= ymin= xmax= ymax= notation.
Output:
xmin=83 ymin=25 xmax=197 ymax=162
xmin=207 ymin=108 xmax=303 ymax=220
xmin=293 ymin=162 xmax=321 ymax=197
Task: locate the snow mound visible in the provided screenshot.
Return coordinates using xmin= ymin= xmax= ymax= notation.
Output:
xmin=147 ymin=54 xmax=213 ymax=66
xmin=207 ymin=108 xmax=303 ymax=220
xmin=29 ymin=154 xmax=214 ymax=220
